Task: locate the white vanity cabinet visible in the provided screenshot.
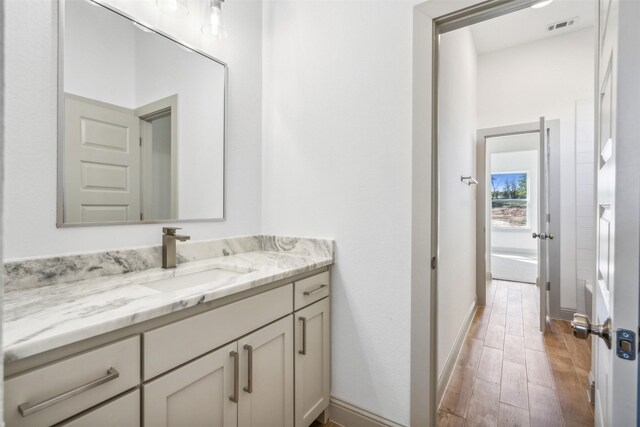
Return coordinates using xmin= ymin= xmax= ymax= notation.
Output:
xmin=295 ymin=298 xmax=331 ymax=427
xmin=59 ymin=390 xmax=140 ymax=427
xmin=143 ymin=342 xmax=238 ymax=427
xmin=238 ymin=316 xmax=294 ymax=427
xmin=4 ymin=268 xmax=331 ymax=427
xmin=4 ymin=336 xmax=140 ymax=427
xmin=143 ymin=316 xmax=294 ymax=427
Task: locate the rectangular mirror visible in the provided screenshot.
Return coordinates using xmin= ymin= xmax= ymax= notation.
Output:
xmin=58 ymin=0 xmax=226 ymax=226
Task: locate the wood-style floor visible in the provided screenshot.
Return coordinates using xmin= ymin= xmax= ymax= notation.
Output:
xmin=438 ymin=280 xmax=594 ymax=426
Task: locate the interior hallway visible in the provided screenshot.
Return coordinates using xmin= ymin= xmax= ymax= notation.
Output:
xmin=438 ymin=280 xmax=594 ymax=426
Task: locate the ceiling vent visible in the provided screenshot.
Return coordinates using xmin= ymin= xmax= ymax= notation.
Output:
xmin=547 ymin=17 xmax=579 ymax=31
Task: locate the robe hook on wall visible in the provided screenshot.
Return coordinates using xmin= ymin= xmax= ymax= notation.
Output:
xmin=460 ymin=176 xmax=478 ymax=186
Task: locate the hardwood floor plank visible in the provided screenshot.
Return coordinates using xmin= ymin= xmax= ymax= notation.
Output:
xmin=485 ymin=324 xmax=506 ymax=350
xmin=486 ymin=281 xmax=497 ymax=308
xmin=440 ymin=365 xmax=476 ymax=418
xmin=466 ymin=379 xmax=501 ymax=427
xmin=545 ymin=333 xmax=594 ymax=426
xmin=490 ymin=288 xmax=509 ymax=326
xmin=477 ymin=346 xmax=503 ymax=385
xmin=469 ymin=308 xmax=491 ymax=340
xmin=500 ymin=360 xmax=529 ymax=409
xmin=528 ymin=383 xmax=562 ymax=427
xmin=503 ymin=335 xmax=526 ymax=366
xmin=498 ymin=404 xmax=530 ymax=427
xmin=525 ymin=348 xmax=555 ymax=389
xmin=524 ymin=329 xmax=546 ymax=352
xmin=437 ymin=410 xmax=465 ymax=427
xmin=457 ymin=337 xmax=484 ymax=370
xmin=440 ymin=281 xmax=595 ymax=427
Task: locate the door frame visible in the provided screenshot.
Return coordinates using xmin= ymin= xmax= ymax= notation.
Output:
xmin=411 ymin=1 xmax=552 ymax=425
xmin=135 ymin=94 xmax=179 ymax=220
xmin=476 ymin=120 xmax=562 ymax=321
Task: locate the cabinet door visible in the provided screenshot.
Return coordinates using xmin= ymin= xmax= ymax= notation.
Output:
xmin=294 ymin=298 xmax=330 ymax=427
xmin=238 ymin=315 xmax=294 ymax=427
xmin=143 ymin=342 xmax=238 ymax=427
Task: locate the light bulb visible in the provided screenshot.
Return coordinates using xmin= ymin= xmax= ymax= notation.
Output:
xmin=531 ymin=0 xmax=554 ymax=9
xmin=201 ymin=0 xmax=228 ymax=40
xmin=156 ymin=0 xmax=189 ymax=17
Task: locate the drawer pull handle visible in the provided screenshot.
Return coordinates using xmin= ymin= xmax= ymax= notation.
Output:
xmin=299 ymin=317 xmax=307 ymax=355
xmin=243 ymin=345 xmax=253 ymax=393
xmin=303 ymin=284 xmax=327 ymax=296
xmin=18 ymin=367 xmax=119 ymax=417
xmin=229 ymin=351 xmax=239 ymax=403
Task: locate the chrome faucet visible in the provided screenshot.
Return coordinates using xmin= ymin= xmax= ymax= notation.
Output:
xmin=162 ymin=227 xmax=190 ymax=269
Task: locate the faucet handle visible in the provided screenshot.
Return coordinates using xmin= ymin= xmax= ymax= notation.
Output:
xmin=162 ymin=227 xmax=182 ymax=236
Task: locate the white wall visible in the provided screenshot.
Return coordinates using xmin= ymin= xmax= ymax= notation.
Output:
xmin=574 ymin=99 xmax=595 ymax=315
xmin=261 ymin=1 xmax=414 ymax=424
xmin=65 ymin=0 xmax=136 ymax=109
xmin=437 ymin=28 xmax=477 ymax=379
xmin=477 ymin=28 xmax=594 ymax=311
xmin=134 ymin=31 xmax=225 ymax=219
xmin=4 ymin=0 xmax=262 ymax=260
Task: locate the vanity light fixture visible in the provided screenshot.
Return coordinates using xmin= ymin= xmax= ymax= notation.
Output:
xmin=156 ymin=0 xmax=189 ymax=17
xmin=531 ymin=0 xmax=554 ymax=9
xmin=201 ymin=0 xmax=228 ymax=40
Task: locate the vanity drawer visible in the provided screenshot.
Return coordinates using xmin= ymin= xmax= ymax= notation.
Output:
xmin=294 ymin=271 xmax=330 ymax=311
xmin=4 ymin=336 xmax=140 ymax=427
xmin=59 ymin=389 xmax=140 ymax=427
xmin=143 ymin=284 xmax=293 ymax=380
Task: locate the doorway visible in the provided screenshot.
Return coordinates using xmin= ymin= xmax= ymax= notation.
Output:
xmin=431 ymin=0 xmax=599 ymax=425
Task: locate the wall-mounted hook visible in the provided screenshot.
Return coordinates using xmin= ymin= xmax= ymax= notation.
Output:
xmin=460 ymin=176 xmax=478 ymax=186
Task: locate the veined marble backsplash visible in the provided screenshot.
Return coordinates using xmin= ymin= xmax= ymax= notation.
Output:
xmin=5 ymin=235 xmax=334 ymax=292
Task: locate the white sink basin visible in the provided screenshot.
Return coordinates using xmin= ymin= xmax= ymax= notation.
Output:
xmin=141 ymin=268 xmax=245 ymax=292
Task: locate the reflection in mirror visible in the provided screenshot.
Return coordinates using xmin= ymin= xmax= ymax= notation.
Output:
xmin=60 ymin=0 xmax=226 ymax=226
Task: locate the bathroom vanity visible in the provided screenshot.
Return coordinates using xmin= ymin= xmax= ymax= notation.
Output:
xmin=3 ymin=236 xmax=333 ymax=427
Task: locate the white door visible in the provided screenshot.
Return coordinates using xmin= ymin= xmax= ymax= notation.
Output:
xmin=534 ymin=117 xmax=550 ymax=334
xmin=295 ymin=298 xmax=331 ymax=427
xmin=64 ymin=94 xmax=141 ymax=223
xmin=143 ymin=342 xmax=238 ymax=427
xmin=238 ymin=315 xmax=294 ymax=427
xmin=572 ymin=1 xmax=640 ymax=425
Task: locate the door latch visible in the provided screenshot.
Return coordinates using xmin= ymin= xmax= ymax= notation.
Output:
xmin=616 ymin=329 xmax=636 ymax=361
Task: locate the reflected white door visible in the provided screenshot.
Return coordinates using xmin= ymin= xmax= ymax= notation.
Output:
xmin=535 ymin=117 xmax=550 ymax=334
xmin=64 ymin=94 xmax=141 ymax=223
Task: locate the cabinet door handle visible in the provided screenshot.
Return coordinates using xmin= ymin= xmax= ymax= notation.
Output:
xmin=18 ymin=367 xmax=119 ymax=417
xmin=303 ymin=284 xmax=327 ymax=296
xmin=229 ymin=351 xmax=239 ymax=403
xmin=299 ymin=317 xmax=307 ymax=355
xmin=243 ymin=345 xmax=253 ymax=393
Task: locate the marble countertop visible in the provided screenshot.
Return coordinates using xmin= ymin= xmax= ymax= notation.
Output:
xmin=4 ymin=249 xmax=333 ymax=362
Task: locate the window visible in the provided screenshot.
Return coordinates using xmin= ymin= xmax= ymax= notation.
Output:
xmin=491 ymin=172 xmax=528 ymax=227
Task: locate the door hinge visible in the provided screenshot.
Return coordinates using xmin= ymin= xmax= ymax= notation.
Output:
xmin=546 ymin=282 xmax=550 ymax=291
xmin=547 ymin=213 xmax=551 ymax=222
xmin=139 ymin=137 xmax=142 ymax=147
xmin=140 ymin=213 xmax=143 ymax=221
xmin=589 ymin=380 xmax=595 ymax=405
xmin=431 ymin=256 xmax=437 ymax=270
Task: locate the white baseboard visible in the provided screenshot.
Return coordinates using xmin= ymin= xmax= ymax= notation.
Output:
xmin=329 ymin=396 xmax=407 ymax=427
xmin=436 ymin=298 xmax=478 ymax=406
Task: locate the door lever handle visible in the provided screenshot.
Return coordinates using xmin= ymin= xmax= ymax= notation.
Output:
xmin=532 ymin=232 xmax=554 ymax=240
xmin=572 ymin=313 xmax=611 ymax=349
